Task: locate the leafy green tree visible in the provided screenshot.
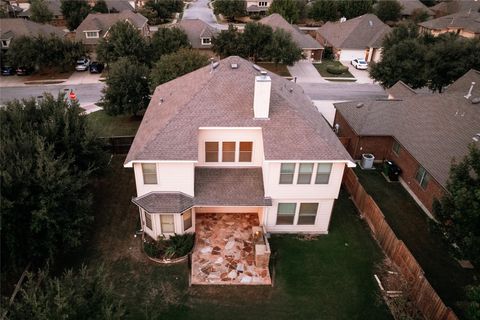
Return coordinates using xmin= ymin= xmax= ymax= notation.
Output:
xmin=269 ymin=0 xmax=303 ymax=23
xmin=213 ymin=0 xmax=246 ymax=21
xmin=141 ymin=0 xmax=183 ymax=25
xmin=338 ymin=0 xmax=374 ymax=19
xmin=410 ymin=8 xmax=431 ymax=23
xmin=212 ymin=24 xmax=244 ymax=58
xmin=6 ymin=36 xmax=37 ymax=68
xmin=266 ymin=28 xmax=302 ymax=65
xmin=96 ymin=21 xmax=148 ymax=64
xmin=0 ymin=94 xmax=107 ymax=273
xmin=150 ymin=48 xmax=209 ymax=88
xmin=60 ymin=0 xmax=90 ymax=30
xmin=30 ymin=0 xmax=53 ymax=23
xmin=149 ymin=27 xmax=190 ymax=63
xmin=241 ymin=22 xmax=273 ymax=62
xmin=433 ymin=145 xmax=480 ymax=266
xmin=467 ymin=285 xmax=480 ymax=320
xmin=91 ymin=0 xmax=109 ymax=13
xmin=382 ymin=22 xmax=420 ymax=52
xmin=375 ymin=0 xmax=402 ymax=22
xmin=2 ymin=265 xmax=125 ymax=319
xmin=101 ymin=57 xmax=150 ymax=116
xmin=308 ymin=0 xmax=339 ymax=22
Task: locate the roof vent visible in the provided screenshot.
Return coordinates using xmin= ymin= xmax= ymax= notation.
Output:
xmin=464 ymin=81 xmax=476 ymax=99
xmin=471 ymin=97 xmax=480 ymax=104
xmin=356 ymin=103 xmax=364 ymax=108
xmin=231 ymin=63 xmax=238 ymax=69
xmin=253 ymin=64 xmax=262 ymax=72
xmin=212 ymin=62 xmax=220 ymax=69
xmin=340 ymin=16 xmax=346 ymax=23
xmin=369 ymin=20 xmax=373 ymax=27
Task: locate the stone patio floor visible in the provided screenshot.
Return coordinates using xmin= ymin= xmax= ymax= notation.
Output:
xmin=191 ymin=213 xmax=271 ymax=285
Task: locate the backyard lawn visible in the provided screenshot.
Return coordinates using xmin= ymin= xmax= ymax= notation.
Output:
xmin=78 ymin=156 xmax=392 ymax=319
xmin=354 ymin=167 xmax=479 ymax=318
xmin=256 ymin=62 xmax=292 ymax=77
xmin=87 ymin=111 xmax=142 ymax=137
xmin=314 ymin=60 xmax=355 ymax=79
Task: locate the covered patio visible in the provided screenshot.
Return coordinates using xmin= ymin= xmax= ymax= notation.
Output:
xmin=191 ymin=212 xmax=271 ymax=285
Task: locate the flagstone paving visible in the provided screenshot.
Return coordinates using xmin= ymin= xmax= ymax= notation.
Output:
xmin=191 ymin=213 xmax=271 ymax=285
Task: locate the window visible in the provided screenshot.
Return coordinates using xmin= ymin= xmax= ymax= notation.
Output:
xmin=259 ymin=1 xmax=268 ymax=6
xmin=205 ymin=142 xmax=219 ymax=162
xmin=392 ymin=141 xmax=401 ymax=155
xmin=85 ymin=31 xmax=99 ymax=38
xmin=1 ymin=40 xmax=9 ymax=48
xmin=222 ymin=142 xmax=236 ymax=162
xmin=297 ymin=163 xmax=314 ymax=184
xmin=276 ymin=203 xmax=296 ymax=225
xmin=161 ymin=215 xmax=175 ymax=233
xmin=298 ymin=203 xmax=318 ymax=225
xmin=142 ymin=163 xmax=157 ymax=184
xmin=239 ymin=142 xmax=253 ymax=162
xmin=183 ymin=209 xmax=192 ymax=231
xmin=315 ymin=163 xmax=332 ymax=184
xmin=201 ymin=37 xmax=211 ymax=45
xmin=415 ymin=166 xmax=430 ymax=189
xmin=145 ymin=212 xmax=153 ymax=230
xmin=279 ymin=163 xmax=295 ymax=184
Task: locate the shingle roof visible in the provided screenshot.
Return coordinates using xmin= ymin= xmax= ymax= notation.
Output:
xmin=259 ymin=14 xmax=323 ymax=50
xmin=125 ymin=56 xmax=353 ymax=164
xmin=133 ymin=192 xmax=194 ymax=213
xmin=419 ymin=11 xmax=480 ymax=34
xmin=194 ymin=168 xmax=272 ymax=206
xmin=0 ymin=18 xmax=66 ymax=39
xmin=334 ymin=69 xmax=480 ymax=188
xmin=75 ymin=10 xmax=147 ymax=45
xmin=396 ymin=0 xmax=434 ymax=16
xmin=317 ymin=14 xmax=391 ymax=49
xmin=387 ymin=80 xmax=418 ymax=99
xmin=175 ymin=19 xmax=218 ymax=49
xmin=104 ymin=0 xmax=134 ymax=12
xmin=431 ymin=0 xmax=480 ymax=16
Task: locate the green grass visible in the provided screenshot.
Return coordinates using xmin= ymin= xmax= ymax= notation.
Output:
xmin=79 ymin=156 xmax=392 ymax=319
xmin=314 ymin=60 xmax=354 ymax=78
xmin=354 ymin=167 xmax=479 ymax=317
xmin=87 ymin=111 xmax=141 ymax=137
xmin=256 ymin=62 xmax=292 ymax=77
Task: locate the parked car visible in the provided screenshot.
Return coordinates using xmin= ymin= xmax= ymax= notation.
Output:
xmin=16 ymin=66 xmax=34 ymax=76
xmin=1 ymin=66 xmax=15 ymax=76
xmin=89 ymin=61 xmax=104 ymax=74
xmin=75 ymin=58 xmax=90 ymax=71
xmin=351 ymin=58 xmax=368 ymax=70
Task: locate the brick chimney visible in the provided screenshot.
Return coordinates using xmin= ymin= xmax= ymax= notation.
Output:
xmin=253 ymin=71 xmax=271 ymax=119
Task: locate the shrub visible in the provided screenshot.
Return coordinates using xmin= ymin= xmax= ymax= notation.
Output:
xmin=327 ymin=65 xmax=348 ymax=74
xmin=250 ymin=14 xmax=261 ymax=20
xmin=323 ymin=47 xmax=334 ymax=60
xmin=143 ymin=233 xmax=195 ymax=259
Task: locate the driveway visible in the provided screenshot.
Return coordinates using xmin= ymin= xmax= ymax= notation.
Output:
xmin=340 ymin=61 xmax=374 ymax=84
xmin=287 ymin=60 xmax=327 ymax=83
xmin=67 ymin=71 xmax=103 ymax=85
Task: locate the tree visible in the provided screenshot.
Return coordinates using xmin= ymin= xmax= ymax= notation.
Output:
xmin=2 ymin=265 xmax=125 ymax=319
xmin=266 ymin=28 xmax=302 ymax=65
xmin=212 ymin=24 xmax=244 ymax=58
xmin=433 ymin=144 xmax=480 ymax=266
xmin=141 ymin=0 xmax=183 ymax=25
xmin=213 ymin=0 xmax=246 ymax=21
xmin=241 ymin=22 xmax=273 ymax=62
xmin=96 ymin=21 xmax=148 ymax=64
xmin=410 ymin=8 xmax=431 ymax=23
xmin=91 ymin=0 xmax=109 ymax=13
xmin=308 ymin=0 xmax=339 ymax=22
xmin=6 ymin=36 xmax=37 ymax=69
xmin=338 ymin=0 xmax=374 ymax=19
xmin=375 ymin=0 xmax=402 ymax=23
xmin=268 ymin=0 xmax=302 ymax=23
xmin=101 ymin=57 xmax=150 ymax=116
xmin=60 ymin=0 xmax=90 ymax=30
xmin=0 ymin=94 xmax=107 ymax=273
xmin=30 ymin=0 xmax=53 ymax=23
xmin=149 ymin=27 xmax=190 ymax=63
xmin=150 ymin=48 xmax=209 ymax=88
xmin=467 ymin=285 xmax=480 ymax=320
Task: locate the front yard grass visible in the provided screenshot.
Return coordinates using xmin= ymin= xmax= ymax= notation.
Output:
xmin=79 ymin=156 xmax=392 ymax=319
xmin=354 ymin=167 xmax=479 ymax=318
xmin=256 ymin=62 xmax=292 ymax=77
xmin=87 ymin=111 xmax=141 ymax=137
xmin=26 ymin=69 xmax=73 ymax=81
xmin=314 ymin=60 xmax=354 ymax=78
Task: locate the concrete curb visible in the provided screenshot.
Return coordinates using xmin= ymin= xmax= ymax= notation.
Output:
xmin=24 ymin=79 xmax=67 ymax=85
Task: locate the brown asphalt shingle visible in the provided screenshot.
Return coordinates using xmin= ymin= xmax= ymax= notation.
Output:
xmin=419 ymin=11 xmax=480 ymax=35
xmin=396 ymin=0 xmax=434 ymax=16
xmin=133 ymin=192 xmax=194 ymax=213
xmin=175 ymin=19 xmax=218 ymax=49
xmin=0 ymin=18 xmax=65 ymax=39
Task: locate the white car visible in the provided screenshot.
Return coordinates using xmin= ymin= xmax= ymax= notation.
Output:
xmin=75 ymin=58 xmax=91 ymax=71
xmin=351 ymin=58 xmax=368 ymax=70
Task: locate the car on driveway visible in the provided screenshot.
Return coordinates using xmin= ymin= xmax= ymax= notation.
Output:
xmin=1 ymin=66 xmax=15 ymax=76
xmin=75 ymin=58 xmax=90 ymax=71
xmin=16 ymin=66 xmax=34 ymax=76
xmin=89 ymin=62 xmax=104 ymax=74
xmin=351 ymin=58 xmax=368 ymax=70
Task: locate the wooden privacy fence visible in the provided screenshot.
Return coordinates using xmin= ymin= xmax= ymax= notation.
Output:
xmin=99 ymin=135 xmax=135 ymax=154
xmin=343 ymin=168 xmax=458 ymax=320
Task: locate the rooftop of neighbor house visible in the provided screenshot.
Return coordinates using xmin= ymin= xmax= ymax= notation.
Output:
xmin=316 ymin=13 xmax=391 ymax=49
xmin=0 ymin=18 xmax=66 ymax=39
xmin=259 ymin=13 xmax=323 ymax=49
xmin=419 ymin=10 xmax=480 ymax=34
xmin=396 ymin=0 xmax=434 ymax=16
xmin=175 ymin=19 xmax=219 ymax=49
xmin=124 ymin=56 xmax=354 ymax=165
xmin=431 ymin=0 xmax=480 ymax=16
xmin=18 ymin=0 xmax=62 ymax=17
xmin=335 ymin=69 xmax=480 ymax=188
xmin=75 ymin=10 xmax=147 ymax=44
xmin=132 ymin=168 xmax=272 ymax=212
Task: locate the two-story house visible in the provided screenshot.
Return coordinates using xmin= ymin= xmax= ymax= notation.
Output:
xmin=246 ymin=0 xmax=273 ymax=15
xmin=125 ymin=56 xmax=354 ymax=242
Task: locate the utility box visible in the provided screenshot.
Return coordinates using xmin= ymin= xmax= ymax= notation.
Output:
xmin=383 ymin=160 xmax=402 ymax=181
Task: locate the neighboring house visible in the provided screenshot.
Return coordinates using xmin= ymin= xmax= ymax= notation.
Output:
xmin=0 ymin=18 xmax=65 ymax=50
xmin=246 ymin=0 xmax=273 ymax=15
xmin=75 ymin=10 xmax=148 ymax=51
xmin=259 ymin=13 xmax=324 ymax=61
xmin=430 ymin=0 xmax=480 ymax=17
xmin=418 ymin=10 xmax=480 ymax=39
xmin=396 ymin=0 xmax=434 ymax=19
xmin=87 ymin=0 xmax=134 ymax=12
xmin=176 ymin=19 xmax=218 ymax=53
xmin=316 ymin=13 xmax=391 ymax=62
xmin=17 ymin=0 xmax=65 ymax=27
xmin=125 ymin=56 xmax=355 ymax=240
xmin=333 ymin=69 xmax=480 ymax=215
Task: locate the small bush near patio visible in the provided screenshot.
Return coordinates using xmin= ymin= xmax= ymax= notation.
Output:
xmin=315 ymin=60 xmax=355 ymax=78
xmin=144 ymin=233 xmax=195 ymax=259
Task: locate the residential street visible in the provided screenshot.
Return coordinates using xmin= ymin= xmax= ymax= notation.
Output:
xmin=182 ymin=0 xmax=224 ymax=29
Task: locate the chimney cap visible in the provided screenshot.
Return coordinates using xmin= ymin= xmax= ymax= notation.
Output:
xmin=260 ymin=70 xmax=268 ymax=76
